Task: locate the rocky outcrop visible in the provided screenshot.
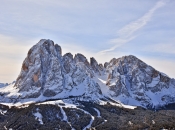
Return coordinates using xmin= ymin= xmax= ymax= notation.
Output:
xmin=14 ymin=39 xmax=63 ymax=98
xmin=105 ymin=55 xmax=175 ymax=107
xmin=13 ymin=39 xmax=102 ymax=99
xmin=90 ymin=57 xmax=104 ymax=75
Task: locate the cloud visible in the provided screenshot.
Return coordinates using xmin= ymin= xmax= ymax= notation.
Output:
xmin=98 ymin=36 xmax=136 ymax=54
xmin=118 ymin=0 xmax=166 ymax=38
xmin=144 ymin=43 xmax=175 ymax=55
xmin=99 ymin=0 xmax=166 ymax=54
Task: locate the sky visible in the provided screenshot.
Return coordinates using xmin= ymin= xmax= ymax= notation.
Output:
xmin=0 ymin=0 xmax=175 ymax=83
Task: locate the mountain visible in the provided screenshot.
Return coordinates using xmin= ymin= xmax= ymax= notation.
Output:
xmin=1 ymin=39 xmax=175 ymax=108
xmin=105 ymin=55 xmax=175 ymax=108
xmin=0 ymin=39 xmax=175 ymax=129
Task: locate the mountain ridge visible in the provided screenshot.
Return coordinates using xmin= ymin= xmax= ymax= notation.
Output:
xmin=0 ymin=39 xmax=175 ymax=109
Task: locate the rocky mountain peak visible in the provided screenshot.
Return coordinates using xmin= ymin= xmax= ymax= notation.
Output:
xmin=0 ymin=39 xmax=175 ymax=109
xmin=15 ymin=39 xmax=63 ymax=97
xmin=74 ymin=53 xmax=90 ymax=66
xmin=90 ymin=57 xmax=104 ymax=75
xmin=12 ymin=39 xmax=102 ymax=100
xmin=104 ymin=55 xmax=175 ymax=107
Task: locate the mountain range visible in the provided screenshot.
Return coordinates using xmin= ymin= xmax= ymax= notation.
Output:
xmin=0 ymin=39 xmax=175 ymax=129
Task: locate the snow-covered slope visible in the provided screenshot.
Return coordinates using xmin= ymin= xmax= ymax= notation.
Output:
xmin=0 ymin=39 xmax=175 ymax=109
xmin=0 ymin=39 xmax=102 ymax=103
xmin=0 ymin=83 xmax=8 ymax=88
xmin=104 ymin=55 xmax=175 ymax=108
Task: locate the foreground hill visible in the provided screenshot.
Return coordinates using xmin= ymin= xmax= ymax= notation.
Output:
xmin=0 ymin=100 xmax=175 ymax=130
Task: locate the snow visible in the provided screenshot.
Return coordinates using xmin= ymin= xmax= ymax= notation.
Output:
xmin=0 ymin=101 xmax=35 ymax=109
xmin=83 ymin=116 xmax=94 ymax=130
xmin=38 ymin=100 xmax=78 ymax=109
xmin=0 ymin=83 xmax=19 ymax=98
xmin=0 ymin=81 xmax=139 ymax=111
xmin=94 ymin=75 xmax=110 ymax=97
xmin=38 ymin=100 xmax=95 ymax=130
xmin=93 ymin=108 xmax=101 ymax=117
xmin=0 ymin=109 xmax=7 ymax=115
xmin=4 ymin=126 xmax=7 ymax=130
xmin=128 ymin=121 xmax=133 ymax=126
xmin=81 ymin=108 xmax=94 ymax=130
xmin=60 ymin=106 xmax=75 ymax=130
xmin=152 ymin=120 xmax=155 ymax=124
xmin=0 ymin=56 xmax=175 ymax=110
xmin=1 ymin=41 xmax=175 ymax=111
xmin=60 ymin=107 xmax=68 ymax=121
xmin=147 ymin=76 xmax=160 ymax=88
xmin=42 ymin=100 xmax=76 ymax=130
xmin=98 ymin=99 xmax=137 ymax=109
xmin=33 ymin=109 xmax=43 ymax=125
xmin=92 ymin=74 xmax=138 ymax=109
xmin=145 ymin=84 xmax=175 ymax=106
xmin=107 ymin=95 xmax=139 ymax=108
xmin=121 ymin=104 xmax=137 ymax=109
xmin=0 ymin=83 xmax=7 ymax=88
xmin=109 ymin=101 xmax=137 ymax=110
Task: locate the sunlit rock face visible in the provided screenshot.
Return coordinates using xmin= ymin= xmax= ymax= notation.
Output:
xmin=13 ymin=39 xmax=102 ymax=99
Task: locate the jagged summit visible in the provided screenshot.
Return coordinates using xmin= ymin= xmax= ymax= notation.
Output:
xmin=12 ymin=39 xmax=102 ymax=100
xmin=0 ymin=39 xmax=175 ymax=109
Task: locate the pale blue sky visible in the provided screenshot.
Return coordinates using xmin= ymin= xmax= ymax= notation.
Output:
xmin=0 ymin=0 xmax=175 ymax=82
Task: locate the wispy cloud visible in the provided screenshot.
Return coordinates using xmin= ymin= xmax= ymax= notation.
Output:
xmin=99 ymin=36 xmax=136 ymax=54
xmin=144 ymin=43 xmax=175 ymax=55
xmin=99 ymin=0 xmax=166 ymax=54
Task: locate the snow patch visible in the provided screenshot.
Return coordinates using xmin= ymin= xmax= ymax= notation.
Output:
xmin=83 ymin=114 xmax=94 ymax=130
xmin=33 ymin=108 xmax=43 ymax=125
xmin=93 ymin=108 xmax=101 ymax=117
xmin=0 ymin=109 xmax=7 ymax=115
xmin=60 ymin=107 xmax=68 ymax=121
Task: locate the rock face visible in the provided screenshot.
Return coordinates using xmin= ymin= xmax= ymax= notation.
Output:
xmin=13 ymin=39 xmax=102 ymax=99
xmin=14 ymin=39 xmax=63 ymax=98
xmin=90 ymin=57 xmax=104 ymax=75
xmin=105 ymin=55 xmax=175 ymax=108
xmin=0 ymin=39 xmax=175 ymax=109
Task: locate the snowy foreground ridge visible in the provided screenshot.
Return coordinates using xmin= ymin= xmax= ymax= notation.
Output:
xmin=0 ymin=39 xmax=175 ymax=109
